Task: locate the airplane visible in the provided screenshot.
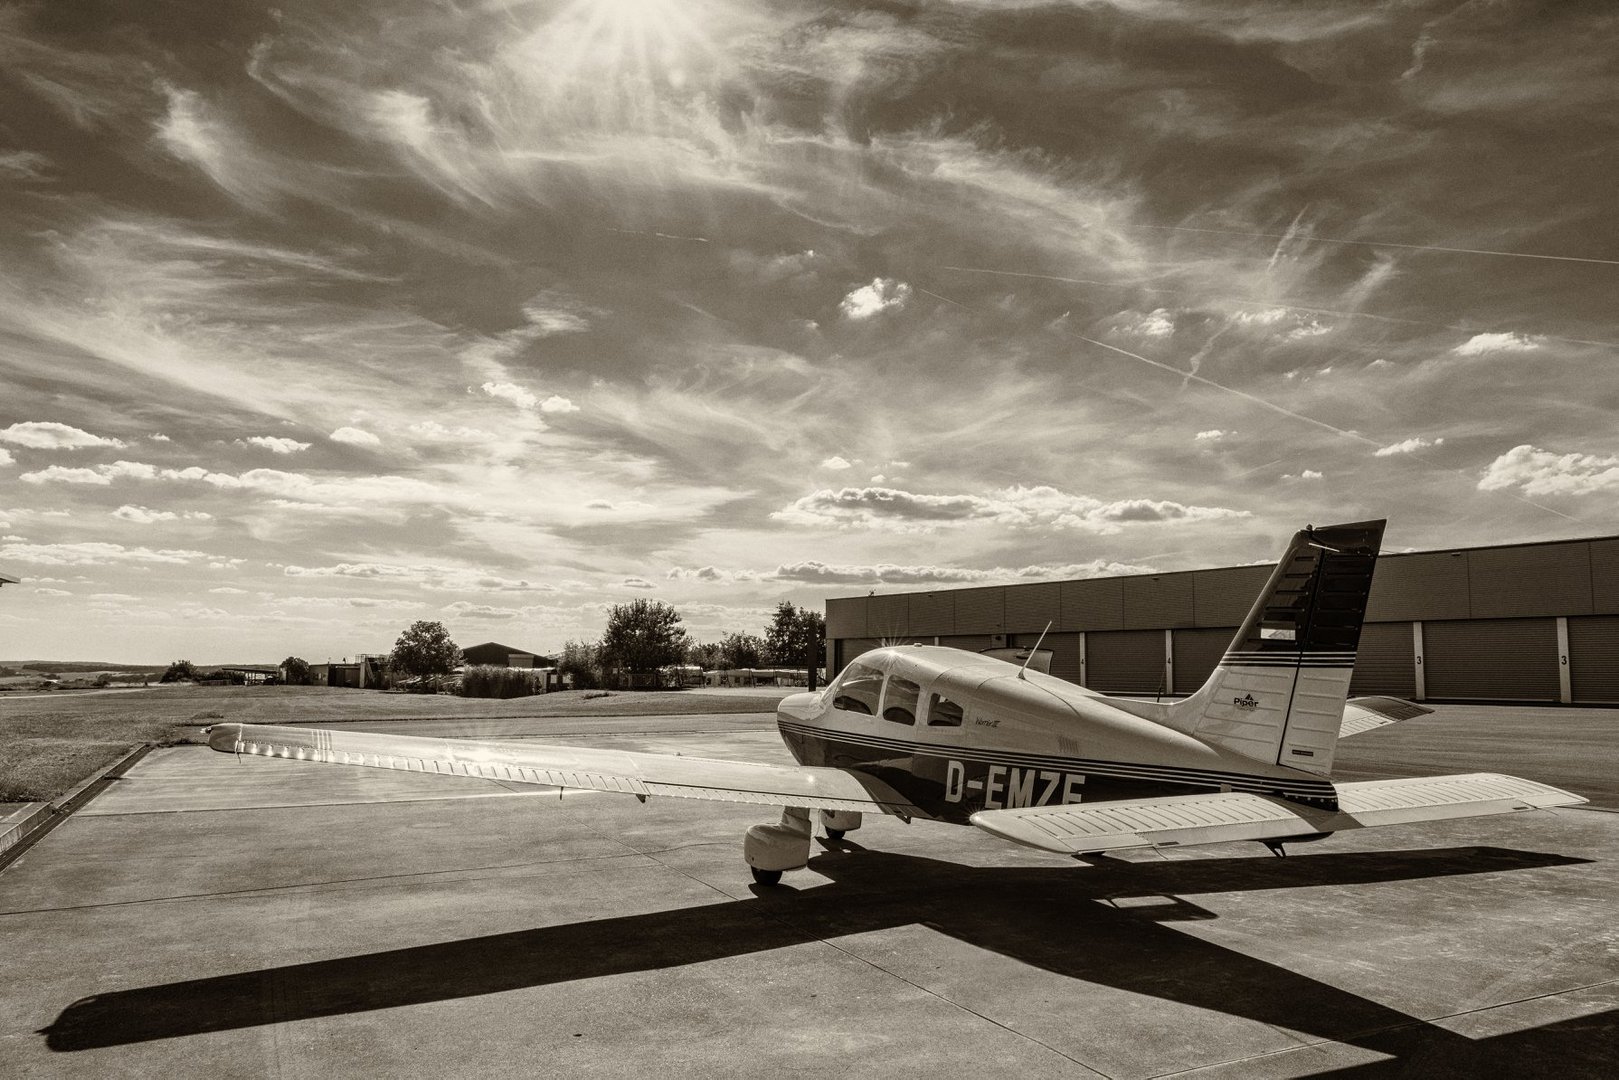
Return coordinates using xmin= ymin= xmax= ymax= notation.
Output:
xmin=206 ymin=519 xmax=1586 ymax=886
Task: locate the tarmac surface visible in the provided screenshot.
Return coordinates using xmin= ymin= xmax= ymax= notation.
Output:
xmin=2 ymin=705 xmax=1616 ymax=1078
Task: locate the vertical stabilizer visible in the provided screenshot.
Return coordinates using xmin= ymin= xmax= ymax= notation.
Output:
xmin=1166 ymin=520 xmax=1385 ymax=780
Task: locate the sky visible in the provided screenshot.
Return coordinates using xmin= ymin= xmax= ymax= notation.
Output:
xmin=1 ymin=0 xmax=1616 ymax=663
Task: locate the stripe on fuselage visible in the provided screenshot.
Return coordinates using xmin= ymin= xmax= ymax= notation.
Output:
xmin=776 ymin=719 xmax=1336 ymax=803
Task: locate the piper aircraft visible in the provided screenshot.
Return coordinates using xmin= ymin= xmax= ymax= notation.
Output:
xmin=207 ymin=520 xmax=1585 ymax=885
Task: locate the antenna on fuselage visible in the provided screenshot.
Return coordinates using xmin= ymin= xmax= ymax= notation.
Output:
xmin=1017 ymin=621 xmax=1053 ymax=680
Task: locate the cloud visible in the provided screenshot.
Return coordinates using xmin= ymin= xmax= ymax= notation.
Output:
xmin=241 ymin=436 xmax=311 ymax=454
xmin=1119 ymin=308 xmax=1175 ymax=337
xmin=538 ymin=396 xmax=579 ymax=414
xmin=1453 ymin=332 xmax=1542 ymax=356
xmin=112 ymin=505 xmax=176 ymax=523
xmin=1194 ymin=430 xmax=1228 ymax=442
xmin=20 ymin=459 xmax=159 ymax=485
xmin=0 ymin=540 xmax=213 ymax=566
xmin=284 ymin=561 xmax=565 ymax=594
xmin=34 ymin=587 xmax=72 ymax=597
xmin=768 ymin=559 xmax=1158 ymax=585
xmin=1374 ymin=437 xmax=1443 ymax=457
xmin=1478 ymin=445 xmax=1619 ymax=497
xmin=820 ymin=456 xmax=852 ymax=470
xmin=621 ymin=577 xmax=656 ymax=589
xmin=20 ymin=465 xmax=112 ymax=485
xmin=772 ymin=485 xmax=1247 ymax=533
xmin=839 ymin=278 xmax=911 ymax=320
xmin=481 ymin=381 xmax=538 ymax=409
xmin=0 ymin=448 xmax=12 ymax=467
xmin=209 ymin=586 xmax=249 ymax=594
xmin=0 ymin=422 xmax=125 ymax=449
xmin=150 ymin=433 xmax=171 ymax=442
xmin=442 ymin=600 xmax=521 ymax=620
xmin=330 ymin=426 xmax=381 ymax=446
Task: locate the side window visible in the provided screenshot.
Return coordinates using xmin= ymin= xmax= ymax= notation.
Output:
xmin=881 ymin=677 xmax=920 ymax=725
xmin=832 ymin=663 xmax=883 ymax=715
xmin=927 ymin=692 xmax=965 ymax=727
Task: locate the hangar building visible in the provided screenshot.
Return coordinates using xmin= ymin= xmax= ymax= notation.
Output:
xmin=825 ymin=533 xmax=1619 ymax=705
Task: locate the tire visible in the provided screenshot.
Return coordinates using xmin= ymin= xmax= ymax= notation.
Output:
xmin=825 ymin=829 xmax=846 ymax=841
xmin=751 ymin=867 xmax=783 ymax=886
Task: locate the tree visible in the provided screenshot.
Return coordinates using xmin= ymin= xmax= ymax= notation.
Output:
xmin=557 ymin=640 xmax=603 ymax=690
xmin=281 ymin=656 xmax=310 ymax=686
xmin=686 ymin=640 xmax=724 ymax=670
xmin=719 ymin=632 xmax=766 ymax=669
xmin=765 ymin=601 xmax=826 ymax=674
xmin=599 ymin=599 xmax=688 ymax=683
xmin=389 ymin=620 xmax=461 ymax=690
xmin=160 ymin=659 xmax=199 ymax=683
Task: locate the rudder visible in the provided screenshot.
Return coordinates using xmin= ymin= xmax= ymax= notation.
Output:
xmin=1167 ymin=520 xmax=1385 ymax=780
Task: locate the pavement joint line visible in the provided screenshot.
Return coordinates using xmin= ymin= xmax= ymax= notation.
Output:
xmin=575 ymin=806 xmax=1113 ymax=1077
xmin=0 ymin=849 xmax=674 ymax=917
xmin=0 ymin=742 xmax=155 ymax=875
xmin=1144 ymin=974 xmax=1619 ymax=1078
xmin=814 ymin=931 xmax=1110 ymax=1075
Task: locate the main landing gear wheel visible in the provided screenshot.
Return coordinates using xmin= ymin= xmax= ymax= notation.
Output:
xmin=824 ymin=829 xmax=846 ymax=841
xmin=751 ymin=867 xmax=783 ymax=886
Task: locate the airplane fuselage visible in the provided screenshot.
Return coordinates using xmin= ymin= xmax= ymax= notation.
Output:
xmin=775 ymin=645 xmax=1337 ymax=826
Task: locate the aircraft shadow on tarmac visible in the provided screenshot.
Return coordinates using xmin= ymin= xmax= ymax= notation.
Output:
xmin=42 ymin=844 xmax=1613 ymax=1074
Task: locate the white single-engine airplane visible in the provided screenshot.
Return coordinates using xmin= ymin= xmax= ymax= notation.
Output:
xmin=208 ymin=520 xmax=1585 ymax=885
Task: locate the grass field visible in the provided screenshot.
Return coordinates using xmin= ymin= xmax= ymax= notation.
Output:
xmin=0 ymin=684 xmax=785 ymax=803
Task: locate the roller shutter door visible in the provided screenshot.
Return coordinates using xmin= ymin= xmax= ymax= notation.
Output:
xmin=1423 ymin=618 xmax=1559 ymax=702
xmin=1569 ymin=615 xmax=1619 ymax=703
xmin=938 ymin=634 xmax=996 ymax=654
xmin=1349 ymin=622 xmax=1416 ymax=697
xmin=834 ymin=638 xmax=882 ymax=673
xmin=1040 ymin=633 xmax=1083 ymax=685
xmin=1172 ymin=628 xmax=1231 ymax=694
xmin=1086 ymin=630 xmax=1166 ymax=694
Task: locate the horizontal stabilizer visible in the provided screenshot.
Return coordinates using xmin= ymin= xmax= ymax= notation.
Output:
xmin=205 ymin=723 xmax=920 ymax=816
xmin=1340 ymin=696 xmax=1434 ymax=738
xmin=968 ymin=772 xmax=1585 ymax=855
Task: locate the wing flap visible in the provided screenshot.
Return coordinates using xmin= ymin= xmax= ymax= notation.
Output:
xmin=970 ymin=791 xmax=1325 ymax=854
xmin=207 ymin=723 xmax=919 ymax=816
xmin=970 ymin=772 xmax=1586 ymax=855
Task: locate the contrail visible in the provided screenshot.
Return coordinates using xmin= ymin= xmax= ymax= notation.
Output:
xmin=915 ymin=287 xmax=967 ymax=309
xmin=1073 ymin=335 xmax=1382 ymax=447
xmin=940 ymin=265 xmax=1619 ymax=350
xmin=1070 ymin=334 xmax=1580 ymax=523
xmin=941 ymin=265 xmax=1150 ymax=287
xmin=604 ymin=228 xmax=710 ymax=244
xmin=1135 ymin=224 xmax=1619 ymax=267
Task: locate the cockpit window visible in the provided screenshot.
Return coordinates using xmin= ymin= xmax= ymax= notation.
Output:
xmin=831 ymin=662 xmax=883 ymax=715
xmin=881 ymin=677 xmax=921 ymax=725
xmin=926 ymin=692 xmax=965 ymax=727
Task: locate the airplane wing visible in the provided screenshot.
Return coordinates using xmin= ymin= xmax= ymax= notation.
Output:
xmin=1340 ymin=696 xmax=1434 ymax=738
xmin=204 ymin=723 xmax=923 ymax=816
xmin=968 ymin=773 xmax=1586 ymax=855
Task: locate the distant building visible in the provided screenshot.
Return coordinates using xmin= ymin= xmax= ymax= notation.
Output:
xmin=461 ymin=641 xmax=553 ymax=668
xmin=309 ymin=655 xmax=387 ymax=689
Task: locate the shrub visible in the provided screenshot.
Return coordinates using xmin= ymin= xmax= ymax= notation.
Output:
xmin=458 ymin=665 xmax=548 ymax=699
xmin=557 ymin=640 xmax=604 ymax=690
